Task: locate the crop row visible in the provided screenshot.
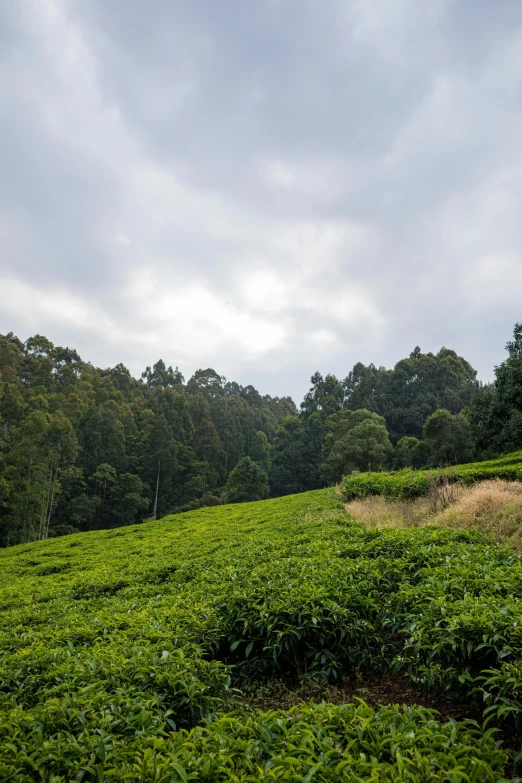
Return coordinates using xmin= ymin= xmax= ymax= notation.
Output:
xmin=341 ymin=450 xmax=522 ymax=500
xmin=1 ymin=489 xmax=522 ymax=780
xmin=0 ymin=701 xmax=508 ymax=782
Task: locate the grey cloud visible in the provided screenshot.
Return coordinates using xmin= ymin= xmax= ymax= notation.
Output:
xmin=1 ymin=0 xmax=522 ymax=401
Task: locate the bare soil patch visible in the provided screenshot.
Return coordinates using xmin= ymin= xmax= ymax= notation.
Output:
xmin=242 ymin=672 xmax=480 ymax=723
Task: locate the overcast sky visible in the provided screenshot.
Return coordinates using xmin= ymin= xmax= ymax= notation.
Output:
xmin=1 ymin=0 xmax=522 ymax=402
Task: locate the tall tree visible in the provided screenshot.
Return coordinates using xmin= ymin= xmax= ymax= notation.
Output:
xmin=393 ymin=436 xmax=425 ymax=470
xmin=423 ymin=409 xmax=473 ymax=467
xmin=269 ymin=417 xmax=307 ymax=497
xmin=321 ymin=409 xmax=393 ymax=482
xmin=343 ymin=348 xmax=478 ymax=442
xmin=187 ymin=368 xmax=225 ymax=400
xmin=141 ymin=360 xmax=184 ymax=390
xmin=250 ymin=430 xmax=271 ymax=474
xmin=301 ymin=372 xmax=345 ymax=421
xmin=223 ymin=456 xmax=269 ymax=503
xmin=469 ymin=323 xmax=522 ymax=454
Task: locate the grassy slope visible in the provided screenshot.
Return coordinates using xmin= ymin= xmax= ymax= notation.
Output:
xmin=341 ymin=450 xmax=522 ymax=501
xmin=1 ymin=489 xmax=521 ymax=780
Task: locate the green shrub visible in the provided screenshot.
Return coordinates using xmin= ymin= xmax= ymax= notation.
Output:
xmin=341 ymin=450 xmax=522 ymax=501
xmin=0 ymin=701 xmax=507 ymax=782
xmin=1 ymin=488 xmax=522 ymax=779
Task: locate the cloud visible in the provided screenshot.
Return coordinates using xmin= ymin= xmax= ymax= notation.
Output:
xmin=1 ymin=0 xmax=522 ymax=400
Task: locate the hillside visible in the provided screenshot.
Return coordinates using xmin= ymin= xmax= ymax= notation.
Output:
xmin=0 ymin=330 xmax=483 ymax=547
xmin=2 ymin=489 xmax=522 ymax=780
xmin=341 ymin=450 xmax=522 ymax=501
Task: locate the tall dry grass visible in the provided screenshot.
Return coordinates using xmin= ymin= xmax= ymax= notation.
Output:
xmin=433 ymin=479 xmax=522 ymax=547
xmin=346 ymin=479 xmax=522 ymax=550
xmin=345 ymin=495 xmax=431 ymax=529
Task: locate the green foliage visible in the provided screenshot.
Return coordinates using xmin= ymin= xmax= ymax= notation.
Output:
xmin=0 ymin=329 xmax=495 ymax=546
xmin=342 ymin=451 xmax=522 ymax=501
xmin=393 ymin=436 xmax=424 ymax=469
xmin=222 ymin=456 xmax=269 ymax=503
xmin=0 ymin=333 xmax=297 ymax=545
xmin=423 ymin=408 xmax=473 ymax=466
xmin=470 ymin=322 xmax=522 ymax=454
xmin=249 ymin=430 xmax=271 ymax=473
xmin=269 ymin=416 xmax=307 ymax=496
xmin=339 ymin=347 xmax=478 ymax=442
xmin=321 ymin=408 xmax=393 ymax=482
xmin=301 ymin=371 xmax=345 ymax=420
xmin=141 ymin=359 xmax=184 ymax=389
xmin=1 ymin=488 xmax=522 ymax=779
xmin=0 ymin=699 xmax=507 ymax=781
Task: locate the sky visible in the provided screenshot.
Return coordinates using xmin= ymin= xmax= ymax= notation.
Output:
xmin=1 ymin=0 xmax=522 ymax=403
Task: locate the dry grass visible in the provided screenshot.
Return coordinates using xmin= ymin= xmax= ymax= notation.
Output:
xmin=345 ymin=495 xmax=430 ymax=529
xmin=346 ymin=479 xmax=522 ymax=550
xmin=433 ymin=479 xmax=522 ymax=548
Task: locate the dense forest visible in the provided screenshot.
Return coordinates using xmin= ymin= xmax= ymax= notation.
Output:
xmin=1 ymin=324 xmax=521 ymax=546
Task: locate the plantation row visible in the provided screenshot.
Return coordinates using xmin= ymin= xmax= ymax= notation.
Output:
xmin=341 ymin=450 xmax=522 ymax=500
xmin=1 ymin=489 xmax=522 ymax=780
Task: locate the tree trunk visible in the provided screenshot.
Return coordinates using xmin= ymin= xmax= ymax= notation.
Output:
xmin=44 ymin=465 xmax=59 ymax=539
xmin=152 ymin=459 xmax=160 ymax=519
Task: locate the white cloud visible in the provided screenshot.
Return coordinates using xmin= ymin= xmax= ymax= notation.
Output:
xmin=241 ymin=269 xmax=288 ymax=313
xmin=0 ymin=276 xmax=121 ymax=339
xmin=125 ymin=271 xmax=287 ymax=360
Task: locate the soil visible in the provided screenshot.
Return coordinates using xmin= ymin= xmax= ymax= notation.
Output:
xmin=242 ymin=672 xmax=481 ymax=724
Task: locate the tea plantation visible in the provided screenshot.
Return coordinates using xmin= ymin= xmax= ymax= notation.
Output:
xmin=341 ymin=451 xmax=522 ymax=500
xmin=2 ymin=488 xmax=522 ymax=781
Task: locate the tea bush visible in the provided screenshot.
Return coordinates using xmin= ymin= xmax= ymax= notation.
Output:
xmin=1 ymin=488 xmax=522 ymax=780
xmin=341 ymin=450 xmax=522 ymax=500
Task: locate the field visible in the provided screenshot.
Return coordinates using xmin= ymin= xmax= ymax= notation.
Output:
xmin=2 ymin=488 xmax=522 ymax=780
xmin=341 ymin=451 xmax=522 ymax=501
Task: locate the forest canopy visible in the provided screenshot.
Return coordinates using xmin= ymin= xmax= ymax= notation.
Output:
xmin=0 ymin=326 xmax=519 ymax=546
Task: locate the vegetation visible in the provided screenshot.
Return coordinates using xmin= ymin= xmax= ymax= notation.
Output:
xmin=346 ymin=479 xmax=522 ymax=549
xmin=0 ymin=333 xmax=296 ymax=546
xmin=435 ymin=479 xmax=522 ymax=547
xmin=303 ymin=348 xmax=479 ymax=443
xmin=222 ymin=456 xmax=269 ymax=503
xmin=469 ymin=323 xmax=522 ymax=455
xmin=1 ymin=488 xmax=522 ymax=779
xmin=321 ymin=409 xmax=393 ymax=482
xmin=422 ymin=408 xmax=473 ymax=467
xmin=1 ymin=329 xmax=490 ymax=546
xmin=341 ymin=451 xmax=522 ymax=501
xmin=3 ymin=313 xmax=522 ymax=778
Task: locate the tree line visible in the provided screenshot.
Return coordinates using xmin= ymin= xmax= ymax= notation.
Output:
xmin=1 ymin=324 xmax=521 ymax=545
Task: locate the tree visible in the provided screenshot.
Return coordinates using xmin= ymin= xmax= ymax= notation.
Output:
xmin=108 ymin=473 xmax=149 ymax=526
xmin=301 ymin=412 xmax=326 ymax=490
xmin=250 ymin=430 xmax=271 ymax=474
xmin=393 ymin=436 xmax=425 ymax=470
xmin=343 ymin=348 xmax=479 ymax=442
xmin=301 ymin=372 xmax=344 ymax=420
xmin=36 ymin=414 xmax=79 ymax=539
xmin=222 ymin=457 xmax=268 ymax=503
xmin=469 ymin=323 xmax=522 ymax=454
xmin=0 ymin=328 xmax=487 ymax=547
xmin=210 ymin=398 xmax=244 ymax=473
xmin=79 ymin=402 xmax=126 ymax=476
xmin=187 ymin=369 xmax=225 ymax=400
xmin=321 ymin=409 xmax=393 ymax=482
xmin=141 ymin=360 xmax=184 ymax=389
xmin=269 ymin=416 xmax=306 ymax=497
xmin=422 ymin=409 xmax=473 ymax=466
xmin=192 ymin=419 xmax=225 ymax=489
